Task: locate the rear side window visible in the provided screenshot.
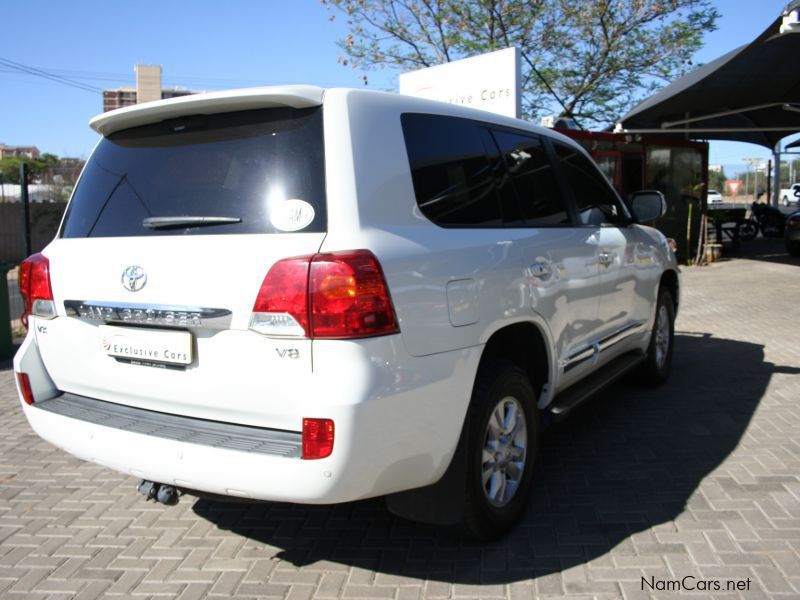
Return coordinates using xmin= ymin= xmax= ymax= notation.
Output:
xmin=401 ymin=113 xmax=501 ymax=227
xmin=491 ymin=130 xmax=568 ymax=226
xmin=62 ymin=107 xmax=326 ymax=237
xmin=553 ymin=142 xmax=627 ymax=226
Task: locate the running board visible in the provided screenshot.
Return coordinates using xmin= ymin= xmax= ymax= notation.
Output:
xmin=548 ymin=351 xmax=645 ymax=421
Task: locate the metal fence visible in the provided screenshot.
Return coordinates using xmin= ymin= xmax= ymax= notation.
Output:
xmin=6 ymin=271 xmax=23 ymax=333
xmin=0 ymin=201 xmax=68 ymax=264
xmin=1 ymin=171 xmax=71 ymax=337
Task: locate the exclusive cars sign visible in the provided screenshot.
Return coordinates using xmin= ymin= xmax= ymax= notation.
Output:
xmin=399 ymin=47 xmax=521 ymax=118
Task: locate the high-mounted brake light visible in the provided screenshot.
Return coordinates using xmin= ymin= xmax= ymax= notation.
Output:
xmin=302 ymin=418 xmax=334 ymax=459
xmin=249 ymin=250 xmax=399 ymax=339
xmin=18 ymin=253 xmax=55 ymax=328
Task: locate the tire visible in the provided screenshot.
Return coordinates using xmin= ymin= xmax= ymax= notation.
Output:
xmin=637 ymin=289 xmax=675 ymax=386
xmin=457 ymin=359 xmax=539 ymax=540
xmin=788 ymin=240 xmax=800 ymax=257
xmin=738 ymin=220 xmax=758 ymax=241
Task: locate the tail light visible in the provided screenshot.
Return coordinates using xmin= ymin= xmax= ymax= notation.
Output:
xmin=16 ymin=372 xmax=34 ymax=405
xmin=250 ymin=250 xmax=399 ymax=339
xmin=250 ymin=257 xmax=310 ymax=337
xmin=302 ymin=418 xmax=334 ymax=459
xmin=18 ymin=253 xmax=55 ymax=328
xmin=787 ymin=216 xmax=800 ymax=230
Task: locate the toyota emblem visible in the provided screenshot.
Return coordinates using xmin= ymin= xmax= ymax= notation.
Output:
xmin=121 ymin=265 xmax=147 ymax=292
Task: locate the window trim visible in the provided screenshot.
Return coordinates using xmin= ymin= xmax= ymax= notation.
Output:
xmin=486 ymin=126 xmax=574 ymax=229
xmin=548 ymin=139 xmax=633 ymax=229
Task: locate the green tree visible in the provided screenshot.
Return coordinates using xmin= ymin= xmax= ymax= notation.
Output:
xmin=708 ymin=168 xmax=726 ymax=192
xmin=778 ymin=158 xmax=800 ymax=187
xmin=323 ymin=0 xmax=719 ymax=128
xmin=0 ymin=156 xmax=30 ymax=185
xmin=0 ymin=153 xmax=69 ymax=188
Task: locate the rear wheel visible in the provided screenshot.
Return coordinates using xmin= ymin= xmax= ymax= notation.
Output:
xmin=788 ymin=240 xmax=800 ymax=257
xmin=783 ymin=195 xmax=789 ymax=207
xmin=458 ymin=360 xmax=538 ymax=540
xmin=637 ymin=289 xmax=675 ymax=386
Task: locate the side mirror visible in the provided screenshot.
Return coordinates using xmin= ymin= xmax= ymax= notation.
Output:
xmin=629 ymin=190 xmax=667 ymax=224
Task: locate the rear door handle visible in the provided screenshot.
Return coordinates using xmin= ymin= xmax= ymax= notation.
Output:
xmin=529 ymin=262 xmax=552 ymax=278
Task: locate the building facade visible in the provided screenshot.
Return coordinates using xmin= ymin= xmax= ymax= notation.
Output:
xmin=0 ymin=144 xmax=40 ymax=159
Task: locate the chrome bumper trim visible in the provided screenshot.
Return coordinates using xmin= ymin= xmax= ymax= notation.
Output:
xmin=63 ymin=300 xmax=232 ymax=329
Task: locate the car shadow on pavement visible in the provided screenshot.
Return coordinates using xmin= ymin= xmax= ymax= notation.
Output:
xmin=193 ymin=332 xmax=797 ymax=584
xmin=719 ymin=236 xmax=800 ymax=267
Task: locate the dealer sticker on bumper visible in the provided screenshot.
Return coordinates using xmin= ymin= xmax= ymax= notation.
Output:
xmin=99 ymin=325 xmax=193 ymax=366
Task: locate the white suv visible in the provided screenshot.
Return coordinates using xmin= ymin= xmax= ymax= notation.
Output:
xmin=14 ymin=86 xmax=679 ymax=539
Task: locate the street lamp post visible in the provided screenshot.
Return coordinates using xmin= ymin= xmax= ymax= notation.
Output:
xmin=742 ymin=157 xmax=764 ymax=202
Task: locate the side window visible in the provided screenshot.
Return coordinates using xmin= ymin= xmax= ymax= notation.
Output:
xmin=492 ymin=130 xmax=569 ymax=226
xmin=554 ymin=143 xmax=627 ymax=226
xmin=477 ymin=128 xmax=524 ymax=226
xmin=401 ymin=114 xmax=501 ymax=227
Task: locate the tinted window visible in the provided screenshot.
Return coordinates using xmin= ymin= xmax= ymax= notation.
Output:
xmin=62 ymin=107 xmax=325 ymax=237
xmin=478 ymin=128 xmax=524 ymax=225
xmin=492 ymin=130 xmax=568 ymax=226
xmin=554 ymin=143 xmax=626 ymax=226
xmin=401 ymin=114 xmax=501 ymax=227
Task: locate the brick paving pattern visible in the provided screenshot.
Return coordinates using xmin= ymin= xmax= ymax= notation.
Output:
xmin=1 ymin=240 xmax=799 ymax=599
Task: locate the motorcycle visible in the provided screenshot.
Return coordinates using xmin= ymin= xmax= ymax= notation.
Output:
xmin=738 ymin=201 xmax=787 ymax=241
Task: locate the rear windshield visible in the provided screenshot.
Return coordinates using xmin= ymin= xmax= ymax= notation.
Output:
xmin=62 ymin=107 xmax=326 ymax=237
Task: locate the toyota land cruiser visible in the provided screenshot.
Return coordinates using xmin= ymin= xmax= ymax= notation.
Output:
xmin=14 ymin=85 xmax=679 ymax=539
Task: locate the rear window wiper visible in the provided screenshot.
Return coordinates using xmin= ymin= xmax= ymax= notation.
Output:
xmin=142 ymin=216 xmax=242 ymax=229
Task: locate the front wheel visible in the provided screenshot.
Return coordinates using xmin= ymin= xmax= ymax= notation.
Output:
xmin=637 ymin=289 xmax=675 ymax=386
xmin=738 ymin=219 xmax=759 ymax=241
xmin=458 ymin=360 xmax=538 ymax=540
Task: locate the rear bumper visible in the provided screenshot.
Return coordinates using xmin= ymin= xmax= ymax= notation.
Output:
xmin=15 ymin=329 xmax=483 ymax=504
xmin=33 ymin=393 xmax=303 ymax=457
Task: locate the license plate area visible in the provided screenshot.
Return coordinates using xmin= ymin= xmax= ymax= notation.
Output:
xmin=99 ymin=324 xmax=193 ymax=368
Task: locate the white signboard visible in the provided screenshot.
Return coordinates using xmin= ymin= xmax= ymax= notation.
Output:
xmin=399 ymin=47 xmax=521 ymax=118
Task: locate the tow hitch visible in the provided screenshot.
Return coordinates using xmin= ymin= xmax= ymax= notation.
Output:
xmin=136 ymin=480 xmax=179 ymax=505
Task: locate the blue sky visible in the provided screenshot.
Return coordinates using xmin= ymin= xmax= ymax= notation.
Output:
xmin=0 ymin=0 xmax=795 ymax=171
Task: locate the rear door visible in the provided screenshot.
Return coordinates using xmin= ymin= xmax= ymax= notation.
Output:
xmin=488 ymin=129 xmax=604 ymax=387
xmin=36 ymin=106 xmax=328 ymax=429
xmin=551 ymin=142 xmax=642 ymax=360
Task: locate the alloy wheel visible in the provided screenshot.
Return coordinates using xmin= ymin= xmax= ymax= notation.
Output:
xmin=481 ymin=396 xmax=527 ymax=507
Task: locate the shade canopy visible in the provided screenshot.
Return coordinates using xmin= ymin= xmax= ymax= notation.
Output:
xmin=617 ymin=1 xmax=800 ymax=149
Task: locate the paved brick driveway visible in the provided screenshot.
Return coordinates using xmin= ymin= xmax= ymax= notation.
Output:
xmin=2 ymin=241 xmax=799 ymax=599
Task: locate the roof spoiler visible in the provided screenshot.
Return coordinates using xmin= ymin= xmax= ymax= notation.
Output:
xmin=90 ymin=85 xmax=325 ymax=136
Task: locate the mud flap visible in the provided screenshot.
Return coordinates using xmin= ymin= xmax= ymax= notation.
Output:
xmin=384 ymin=414 xmax=468 ymax=526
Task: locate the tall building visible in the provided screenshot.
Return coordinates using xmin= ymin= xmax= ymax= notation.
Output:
xmin=102 ymin=65 xmax=196 ymax=112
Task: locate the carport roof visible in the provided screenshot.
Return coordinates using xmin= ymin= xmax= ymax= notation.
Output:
xmin=616 ymin=1 xmax=800 ymax=148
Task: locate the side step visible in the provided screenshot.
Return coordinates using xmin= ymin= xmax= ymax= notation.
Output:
xmin=548 ymin=351 xmax=645 ymax=421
